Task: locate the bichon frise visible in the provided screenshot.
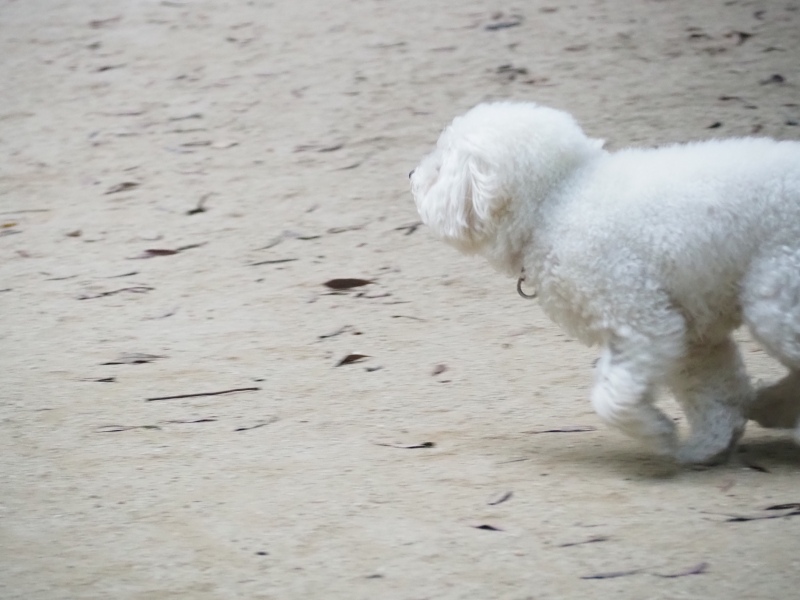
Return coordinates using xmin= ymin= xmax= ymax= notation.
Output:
xmin=410 ymin=101 xmax=800 ymax=464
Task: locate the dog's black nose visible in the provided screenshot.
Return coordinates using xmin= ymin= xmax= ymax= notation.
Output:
xmin=408 ymin=169 xmax=415 ymax=180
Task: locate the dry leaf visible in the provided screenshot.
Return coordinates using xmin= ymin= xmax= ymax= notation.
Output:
xmin=104 ymin=181 xmax=139 ymax=194
xmin=130 ymin=243 xmax=206 ymax=259
xmin=100 ymin=352 xmax=165 ymax=365
xmin=186 ymin=194 xmax=211 ymax=215
xmin=95 ymin=64 xmax=126 ymax=72
xmin=373 ymin=441 xmax=435 ymax=449
xmin=335 ymin=353 xmax=370 ymax=366
xmin=324 ymin=278 xmax=373 ymax=290
xmin=470 ymin=523 xmax=504 ymax=532
xmin=487 ymin=491 xmax=513 ymax=506
xmin=760 ymin=74 xmax=785 ymax=85
xmin=726 ymin=30 xmax=753 ymax=45
xmin=326 ymin=224 xmax=367 ymax=234
xmin=485 ymin=16 xmax=523 ymax=30
xmin=765 ymin=503 xmax=800 ymax=511
xmin=742 ymin=460 xmax=770 ymax=473
xmin=89 ymin=16 xmax=121 ymax=28
xmin=168 ymin=112 xmax=203 ymax=121
xmin=143 ymin=308 xmax=178 ymax=320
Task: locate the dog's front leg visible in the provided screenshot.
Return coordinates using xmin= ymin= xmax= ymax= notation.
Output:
xmin=591 ymin=346 xmax=678 ymax=457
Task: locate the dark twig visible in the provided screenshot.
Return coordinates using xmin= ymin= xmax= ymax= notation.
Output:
xmin=145 ymin=387 xmax=261 ymax=401
xmin=487 ymin=491 xmax=513 ymax=506
xmin=653 ymin=562 xmax=709 ymax=578
xmin=250 ymin=258 xmax=298 ymax=266
xmin=234 ymin=417 xmax=278 ymax=432
xmin=581 ymin=569 xmax=643 ymax=580
xmin=95 ymin=424 xmax=161 ymax=433
xmin=724 ymin=508 xmax=800 ymax=522
xmin=523 ymin=425 xmax=597 ymax=434
xmin=186 ymin=193 xmax=211 ymax=215
xmin=394 ymin=221 xmax=422 ymax=235
xmin=558 ymin=535 xmax=610 ymax=548
xmin=0 ymin=209 xmax=51 ymax=215
xmin=78 ymin=286 xmax=154 ymax=300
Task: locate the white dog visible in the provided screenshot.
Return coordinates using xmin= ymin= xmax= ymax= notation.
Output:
xmin=410 ymin=101 xmax=800 ymax=464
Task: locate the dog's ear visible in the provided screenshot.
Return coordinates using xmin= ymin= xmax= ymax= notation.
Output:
xmin=417 ymin=142 xmax=505 ymax=251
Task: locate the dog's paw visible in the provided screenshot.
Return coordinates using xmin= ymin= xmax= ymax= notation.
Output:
xmin=674 ymin=424 xmax=744 ymax=466
xmin=610 ymin=412 xmax=678 ymax=459
xmin=675 ymin=442 xmax=735 ymax=466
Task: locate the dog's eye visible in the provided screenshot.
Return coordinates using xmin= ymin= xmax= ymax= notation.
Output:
xmin=408 ymin=169 xmax=415 ymax=180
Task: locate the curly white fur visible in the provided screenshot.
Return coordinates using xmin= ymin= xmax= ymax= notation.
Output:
xmin=411 ymin=101 xmax=800 ymax=464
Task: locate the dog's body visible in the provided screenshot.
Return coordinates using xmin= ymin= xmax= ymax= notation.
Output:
xmin=411 ymin=102 xmax=800 ymax=464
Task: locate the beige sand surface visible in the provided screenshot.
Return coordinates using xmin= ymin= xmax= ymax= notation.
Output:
xmin=2 ymin=0 xmax=800 ymax=598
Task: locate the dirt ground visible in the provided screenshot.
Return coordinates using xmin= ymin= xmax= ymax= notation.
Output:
xmin=2 ymin=0 xmax=800 ymax=598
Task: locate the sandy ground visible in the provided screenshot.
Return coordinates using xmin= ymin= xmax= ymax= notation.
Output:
xmin=2 ymin=0 xmax=800 ymax=598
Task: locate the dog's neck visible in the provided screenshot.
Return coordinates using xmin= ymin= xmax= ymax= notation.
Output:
xmin=480 ymin=145 xmax=605 ymax=279
xmin=480 ymin=219 xmax=531 ymax=277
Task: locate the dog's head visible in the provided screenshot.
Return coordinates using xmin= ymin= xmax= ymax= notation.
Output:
xmin=411 ymin=102 xmax=603 ymax=269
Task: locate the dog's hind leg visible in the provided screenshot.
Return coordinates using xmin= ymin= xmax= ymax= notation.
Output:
xmin=591 ymin=334 xmax=683 ymax=458
xmin=667 ymin=337 xmax=751 ymax=465
xmin=750 ymin=371 xmax=800 ymax=435
xmin=742 ymin=249 xmax=800 ymax=442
